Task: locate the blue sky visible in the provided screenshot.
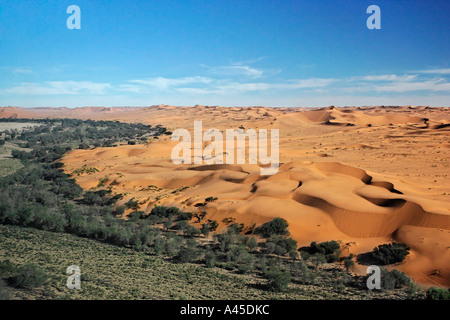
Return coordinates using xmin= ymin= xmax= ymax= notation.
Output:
xmin=0 ymin=0 xmax=449 ymax=108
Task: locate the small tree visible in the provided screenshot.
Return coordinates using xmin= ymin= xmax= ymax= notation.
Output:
xmin=173 ymin=220 xmax=188 ymax=232
xmin=184 ymin=225 xmax=201 ymax=237
xmin=310 ymin=253 xmax=327 ymax=268
xmin=343 ymin=258 xmax=355 ymax=271
xmin=205 ymin=251 xmax=216 ymax=268
xmin=257 ymin=218 xmax=289 ymax=237
xmin=264 ymin=267 xmax=291 ymax=292
xmin=163 ymin=219 xmax=172 ymax=231
xmin=8 ymin=264 xmax=48 ymax=289
xmin=177 ymin=211 xmax=192 ymax=221
xmin=308 ymin=241 xmax=340 ymax=263
xmin=201 ymin=224 xmax=210 ymax=237
xmin=289 ymin=250 xmax=299 ymax=261
xmin=246 ymin=237 xmax=258 ymax=252
xmin=175 ymin=247 xmax=198 ymax=263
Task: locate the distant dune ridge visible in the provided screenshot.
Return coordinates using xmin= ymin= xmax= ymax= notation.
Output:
xmin=1 ymin=105 xmax=449 ymax=287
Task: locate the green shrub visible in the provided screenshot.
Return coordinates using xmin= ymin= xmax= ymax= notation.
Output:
xmin=343 ymin=258 xmax=355 ymax=271
xmin=264 ymin=267 xmax=291 ymax=292
xmin=175 ymin=247 xmax=199 ymax=263
xmin=205 ymin=251 xmax=216 ymax=268
xmin=8 ymin=264 xmax=48 ymax=289
xmin=228 ymin=223 xmax=244 ymax=234
xmin=201 ymin=224 xmax=210 ymax=237
xmin=266 ymin=236 xmax=297 ymax=257
xmin=426 ymin=287 xmax=450 ymax=300
xmin=303 ymin=241 xmax=341 ymax=263
xmin=151 ymin=206 xmax=180 ymax=220
xmin=245 ymin=236 xmax=258 ymax=252
xmin=380 ymin=268 xmax=411 ymax=290
xmin=257 ymin=218 xmax=289 ymax=237
xmin=183 ymin=225 xmax=201 ymax=237
xmin=177 ymin=211 xmax=192 ymax=221
xmin=128 ymin=211 xmax=146 ymax=220
xmin=0 ymin=260 xmax=16 ymax=278
xmin=310 ymin=253 xmax=327 ymax=268
xmin=0 ymin=280 xmax=12 ymax=300
xmin=173 ymin=220 xmax=188 ymax=231
xmin=205 ymin=220 xmax=218 ymax=232
xmin=163 ymin=220 xmax=172 ymax=231
xmin=371 ymin=243 xmax=410 ymax=265
xmin=124 ymin=199 xmax=140 ymax=210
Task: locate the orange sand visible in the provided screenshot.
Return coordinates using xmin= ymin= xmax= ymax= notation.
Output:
xmin=1 ymin=105 xmax=449 ymax=287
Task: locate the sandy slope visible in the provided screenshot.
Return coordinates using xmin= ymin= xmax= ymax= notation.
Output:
xmin=2 ymin=105 xmax=449 ymax=287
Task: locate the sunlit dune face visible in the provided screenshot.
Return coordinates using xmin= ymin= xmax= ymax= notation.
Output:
xmin=3 ymin=105 xmax=450 ymax=286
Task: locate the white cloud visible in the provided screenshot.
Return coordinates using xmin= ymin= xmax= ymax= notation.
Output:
xmin=129 ymin=76 xmax=212 ymax=91
xmin=211 ymin=78 xmax=335 ymax=94
xmin=356 ymin=74 xmax=418 ymax=82
xmin=345 ymin=76 xmax=450 ymax=93
xmin=203 ymin=64 xmax=265 ymax=79
xmin=2 ymin=81 xmax=111 ymax=95
xmin=414 ymin=68 xmax=450 ymax=75
xmin=13 ymin=68 xmax=34 ymax=75
xmin=372 ymin=78 xmax=450 ymax=93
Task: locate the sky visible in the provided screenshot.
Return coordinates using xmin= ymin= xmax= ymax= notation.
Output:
xmin=0 ymin=0 xmax=449 ymax=108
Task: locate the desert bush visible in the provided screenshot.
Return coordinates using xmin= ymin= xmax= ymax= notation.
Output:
xmin=163 ymin=219 xmax=172 ymax=231
xmin=226 ymin=246 xmax=253 ymax=273
xmin=371 ymin=243 xmax=410 ymax=265
xmin=245 ymin=236 xmax=258 ymax=252
xmin=264 ymin=267 xmax=291 ymax=292
xmin=163 ymin=237 xmax=181 ymax=256
xmin=124 ymin=199 xmax=140 ymax=210
xmin=214 ymin=229 xmax=243 ymax=252
xmin=228 ymin=223 xmax=244 ymax=234
xmin=113 ymin=206 xmax=125 ymax=216
xmin=256 ymin=218 xmax=289 ymax=237
xmin=266 ymin=236 xmax=297 ymax=257
xmin=0 ymin=260 xmax=16 ymax=279
xmin=78 ymin=142 xmax=90 ymax=149
xmin=175 ymin=247 xmax=199 ymax=263
xmin=183 ymin=225 xmax=201 ymax=237
xmin=205 ymin=251 xmax=216 ymax=268
xmin=204 ymin=220 xmax=218 ymax=232
xmin=128 ymin=211 xmax=146 ymax=220
xmin=426 ymin=287 xmax=450 ymax=300
xmin=380 ymin=268 xmax=411 ymax=290
xmin=201 ymin=224 xmax=210 ymax=237
xmin=177 ymin=211 xmax=192 ymax=221
xmin=173 ymin=220 xmax=188 ymax=231
xmin=310 ymin=253 xmax=327 ymax=268
xmin=151 ymin=206 xmax=180 ymax=220
xmin=7 ymin=264 xmax=48 ymax=290
xmin=307 ymin=241 xmax=340 ymax=263
xmin=343 ymin=257 xmax=355 ymax=271
xmin=0 ymin=280 xmax=12 ymax=300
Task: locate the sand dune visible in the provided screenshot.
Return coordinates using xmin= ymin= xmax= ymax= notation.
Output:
xmin=62 ymin=141 xmax=450 ymax=287
xmin=2 ymin=105 xmax=449 ymax=287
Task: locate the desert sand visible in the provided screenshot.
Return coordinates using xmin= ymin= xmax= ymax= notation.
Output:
xmin=1 ymin=105 xmax=449 ymax=287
